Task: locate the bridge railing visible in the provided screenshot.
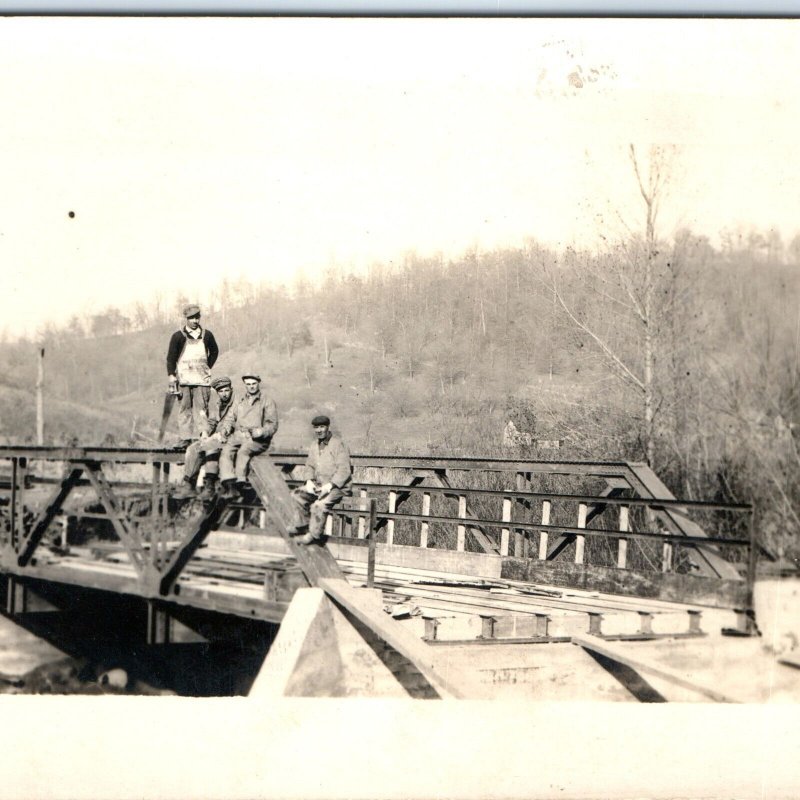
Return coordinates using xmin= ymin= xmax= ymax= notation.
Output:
xmin=282 ymin=480 xmax=753 ymax=575
xmin=0 ymin=447 xmax=755 ymax=581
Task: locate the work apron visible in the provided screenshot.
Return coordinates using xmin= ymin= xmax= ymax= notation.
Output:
xmin=177 ymin=332 xmax=211 ymax=387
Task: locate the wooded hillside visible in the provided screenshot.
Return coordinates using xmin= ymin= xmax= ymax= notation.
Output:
xmin=1 ymin=221 xmax=797 ymax=559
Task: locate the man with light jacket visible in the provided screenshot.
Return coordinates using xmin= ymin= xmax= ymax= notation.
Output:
xmin=218 ymin=374 xmax=278 ymax=498
xmin=292 ymin=414 xmax=352 ymax=545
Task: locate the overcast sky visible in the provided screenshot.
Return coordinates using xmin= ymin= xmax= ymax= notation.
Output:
xmin=0 ymin=18 xmax=798 ymax=337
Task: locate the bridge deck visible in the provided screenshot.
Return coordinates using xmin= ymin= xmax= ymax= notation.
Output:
xmin=17 ymin=528 xmax=727 ymax=643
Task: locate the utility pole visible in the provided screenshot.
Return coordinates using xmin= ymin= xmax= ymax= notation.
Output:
xmin=36 ymin=344 xmax=45 ymax=445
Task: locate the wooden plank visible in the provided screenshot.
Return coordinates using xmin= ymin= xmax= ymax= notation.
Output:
xmin=617 ymin=505 xmax=629 ymax=569
xmin=420 ymin=492 xmax=431 ymax=548
xmin=319 ymin=577 xmax=468 ymax=699
xmin=575 ymin=503 xmax=587 ymax=564
xmin=662 ymin=541 xmax=673 ymax=573
xmin=350 ymin=573 xmax=671 ymax=617
xmin=501 ymin=558 xmax=748 ymax=608
xmin=538 ymin=500 xmax=551 ymax=560
xmin=247 ymin=456 xmax=346 ymax=586
xmin=387 ymin=491 xmax=397 ymax=545
xmin=572 ymin=633 xmax=742 ymax=703
xmin=456 ymin=495 xmax=466 ymax=552
xmin=357 ymin=489 xmax=368 ymax=538
xmin=500 ymin=496 xmax=511 ymax=556
xmin=328 ymin=540 xmax=503 ymax=579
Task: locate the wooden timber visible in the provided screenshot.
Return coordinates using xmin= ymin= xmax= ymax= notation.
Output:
xmin=247 ymin=456 xmax=345 ymax=586
xmin=320 ymin=577 xmax=469 ymax=699
xmin=502 ymin=558 xmax=748 ymax=608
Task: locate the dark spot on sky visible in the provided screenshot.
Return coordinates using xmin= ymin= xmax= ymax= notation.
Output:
xmin=68 ymin=211 xmax=75 ymax=218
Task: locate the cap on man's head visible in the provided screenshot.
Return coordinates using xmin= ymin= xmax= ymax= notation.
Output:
xmin=242 ymin=374 xmax=261 ymax=383
xmin=183 ymin=304 xmax=201 ymax=318
xmin=211 ymin=376 xmax=232 ymax=390
xmin=311 ymin=415 xmax=331 ymax=427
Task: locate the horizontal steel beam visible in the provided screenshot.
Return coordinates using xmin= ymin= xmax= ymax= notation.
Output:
xmin=362 ymin=510 xmax=751 ymax=548
xmin=338 ymin=483 xmax=751 ymax=512
xmin=0 ymin=445 xmax=636 ymax=474
xmin=0 ymin=559 xmax=288 ymax=623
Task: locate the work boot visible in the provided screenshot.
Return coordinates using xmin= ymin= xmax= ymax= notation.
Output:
xmin=173 ymin=478 xmax=197 ymax=499
xmin=219 ymin=479 xmax=238 ymax=500
xmin=297 ymin=531 xmax=322 ymax=545
xmin=200 ymin=477 xmax=218 ymax=502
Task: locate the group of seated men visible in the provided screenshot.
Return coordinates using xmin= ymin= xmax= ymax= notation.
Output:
xmin=167 ymin=304 xmax=351 ymax=546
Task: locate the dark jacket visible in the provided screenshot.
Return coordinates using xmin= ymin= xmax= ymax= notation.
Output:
xmin=166 ymin=327 xmax=219 ymax=377
xmin=208 ymin=396 xmax=235 ymax=438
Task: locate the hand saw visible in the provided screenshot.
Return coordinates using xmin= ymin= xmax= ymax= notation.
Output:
xmin=158 ymin=387 xmax=182 ymax=443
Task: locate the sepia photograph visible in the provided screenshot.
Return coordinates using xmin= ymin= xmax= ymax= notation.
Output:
xmin=0 ymin=14 xmax=798 ymax=798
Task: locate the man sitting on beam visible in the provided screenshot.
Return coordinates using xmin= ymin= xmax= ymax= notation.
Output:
xmin=292 ymin=414 xmax=352 ymax=545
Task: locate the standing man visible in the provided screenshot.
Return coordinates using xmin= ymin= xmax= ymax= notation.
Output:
xmin=219 ymin=374 xmax=278 ymax=498
xmin=292 ymin=414 xmax=352 ymax=545
xmin=174 ymin=376 xmax=235 ymax=500
xmin=166 ymin=304 xmax=219 ymax=448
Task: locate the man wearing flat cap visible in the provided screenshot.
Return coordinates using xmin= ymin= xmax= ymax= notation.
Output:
xmin=166 ymin=304 xmax=220 ymax=447
xmin=218 ymin=374 xmax=278 ymax=497
xmin=174 ymin=376 xmax=234 ymax=500
xmin=292 ymin=414 xmax=352 ymax=545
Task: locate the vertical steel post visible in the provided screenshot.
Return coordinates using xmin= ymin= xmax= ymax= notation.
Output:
xmin=478 ymin=615 xmax=496 ymax=640
xmin=514 ymin=473 xmax=527 ymax=557
xmin=161 ymin=462 xmax=171 ymax=521
xmin=146 ymin=600 xmax=172 ymax=645
xmin=36 ymin=345 xmax=45 ymax=445
xmin=745 ymin=503 xmax=759 ymax=632
xmin=367 ymin=500 xmax=377 ymax=589
xmin=16 ymin=457 xmax=27 ymax=549
xmin=151 ymin=462 xmax=160 ymax=519
xmin=9 ymin=457 xmax=17 ymax=549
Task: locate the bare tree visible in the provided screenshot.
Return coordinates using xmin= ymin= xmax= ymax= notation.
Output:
xmin=545 ymin=144 xmax=678 ymax=467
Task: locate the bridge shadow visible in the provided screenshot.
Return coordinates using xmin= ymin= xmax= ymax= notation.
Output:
xmin=2 ymin=580 xmax=278 ymax=696
xmin=584 ymin=650 xmax=667 ymax=703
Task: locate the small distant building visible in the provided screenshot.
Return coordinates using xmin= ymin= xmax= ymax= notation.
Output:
xmin=503 ymin=420 xmax=533 ymax=447
xmin=503 ymin=420 xmax=562 ymax=450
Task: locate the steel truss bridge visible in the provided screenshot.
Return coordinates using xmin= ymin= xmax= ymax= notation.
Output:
xmin=0 ymin=445 xmax=760 ymax=699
